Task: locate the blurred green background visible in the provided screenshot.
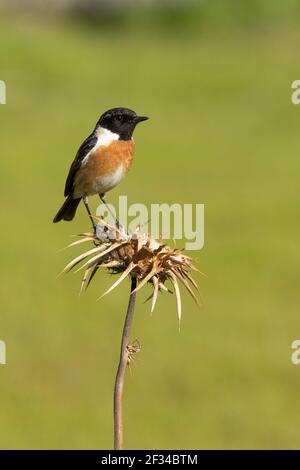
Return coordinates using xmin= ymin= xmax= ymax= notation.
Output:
xmin=1 ymin=0 xmax=300 ymax=450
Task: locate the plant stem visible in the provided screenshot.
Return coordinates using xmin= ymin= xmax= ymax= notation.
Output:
xmin=114 ymin=275 xmax=137 ymax=450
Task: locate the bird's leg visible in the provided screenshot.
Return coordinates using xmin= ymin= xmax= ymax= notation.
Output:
xmin=83 ymin=196 xmax=96 ymax=233
xmin=99 ymin=194 xmax=123 ymax=230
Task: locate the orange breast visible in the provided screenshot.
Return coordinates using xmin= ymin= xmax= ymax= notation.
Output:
xmin=91 ymin=139 xmax=135 ymax=175
xmin=74 ymin=139 xmax=135 ymax=197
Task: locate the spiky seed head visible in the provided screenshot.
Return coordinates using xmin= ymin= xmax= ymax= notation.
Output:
xmin=63 ymin=220 xmax=201 ymax=322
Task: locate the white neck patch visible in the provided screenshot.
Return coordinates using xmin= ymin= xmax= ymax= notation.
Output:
xmin=95 ymin=126 xmax=119 ymax=147
xmin=81 ymin=126 xmax=120 ymax=167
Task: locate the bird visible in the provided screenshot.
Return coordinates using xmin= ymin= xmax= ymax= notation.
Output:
xmin=53 ymin=107 xmax=149 ymax=229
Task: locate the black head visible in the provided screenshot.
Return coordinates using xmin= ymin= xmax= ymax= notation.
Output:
xmin=96 ymin=107 xmax=149 ymax=141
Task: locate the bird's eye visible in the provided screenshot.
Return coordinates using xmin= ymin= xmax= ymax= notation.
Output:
xmin=116 ymin=115 xmax=123 ymax=121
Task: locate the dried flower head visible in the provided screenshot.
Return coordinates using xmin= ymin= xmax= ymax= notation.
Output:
xmin=63 ymin=221 xmax=201 ymax=323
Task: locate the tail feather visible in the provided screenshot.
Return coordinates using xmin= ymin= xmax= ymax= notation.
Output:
xmin=53 ymin=196 xmax=81 ymax=223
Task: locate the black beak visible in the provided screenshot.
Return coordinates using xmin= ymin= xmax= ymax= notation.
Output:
xmin=134 ymin=115 xmax=149 ymax=123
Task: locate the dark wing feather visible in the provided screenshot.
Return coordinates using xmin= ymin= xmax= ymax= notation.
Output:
xmin=64 ymin=132 xmax=98 ymax=197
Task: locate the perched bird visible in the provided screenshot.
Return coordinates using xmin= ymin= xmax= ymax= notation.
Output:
xmin=53 ymin=107 xmax=149 ymax=228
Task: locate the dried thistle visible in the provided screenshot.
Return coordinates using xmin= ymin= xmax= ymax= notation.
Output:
xmin=63 ymin=221 xmax=200 ymax=323
xmin=62 ymin=220 xmax=202 ymax=450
